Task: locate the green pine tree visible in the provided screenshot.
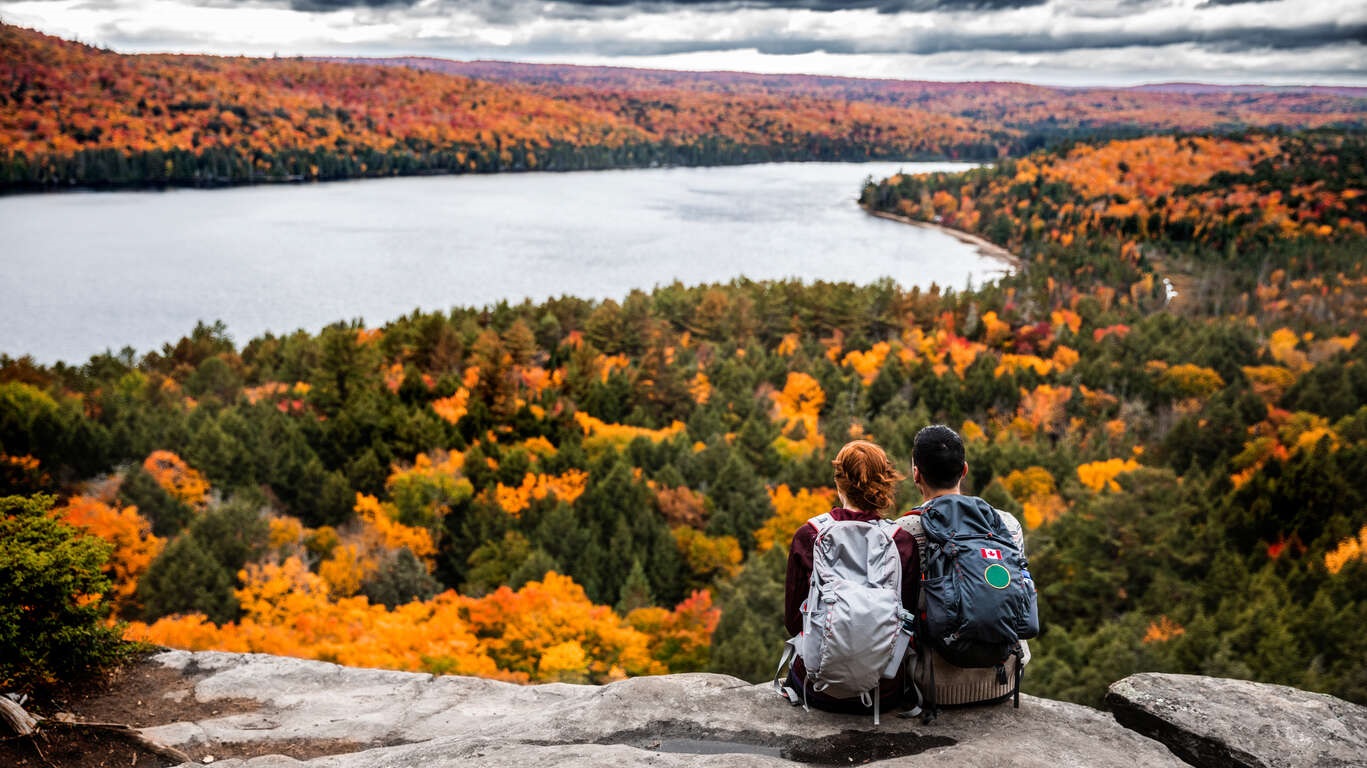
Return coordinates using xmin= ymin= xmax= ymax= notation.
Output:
xmin=138 ymin=534 xmax=238 ymax=623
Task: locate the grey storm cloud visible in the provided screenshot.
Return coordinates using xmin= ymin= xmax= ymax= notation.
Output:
xmin=284 ymin=0 xmax=1049 ymax=11
xmin=287 ymin=0 xmax=412 ymax=10
xmin=902 ymin=20 xmax=1367 ymax=55
xmin=48 ymin=0 xmax=1364 ymax=77
xmin=264 ymin=0 xmax=1367 ymax=58
xmin=498 ymin=19 xmax=1367 ymax=58
xmin=535 ymin=0 xmax=1048 ymax=9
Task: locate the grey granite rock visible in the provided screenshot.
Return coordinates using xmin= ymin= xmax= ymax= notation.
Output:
xmin=145 ymin=650 xmax=1188 ymax=766
xmin=1107 ymin=673 xmax=1367 ymax=768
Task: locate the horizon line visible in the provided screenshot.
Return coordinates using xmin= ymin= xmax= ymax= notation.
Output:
xmin=10 ymin=20 xmax=1366 ymax=93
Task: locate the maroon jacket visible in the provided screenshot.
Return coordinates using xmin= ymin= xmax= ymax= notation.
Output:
xmin=783 ymin=507 xmax=920 ymax=702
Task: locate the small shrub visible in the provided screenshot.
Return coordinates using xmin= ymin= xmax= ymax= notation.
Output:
xmin=0 ymin=494 xmax=130 ymax=693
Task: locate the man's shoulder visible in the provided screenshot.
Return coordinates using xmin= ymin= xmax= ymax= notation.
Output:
xmin=983 ymin=500 xmax=1024 ymax=532
xmin=891 ymin=511 xmax=923 ymax=539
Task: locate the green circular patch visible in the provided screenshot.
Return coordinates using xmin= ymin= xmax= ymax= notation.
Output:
xmin=984 ymin=563 xmax=1012 ymax=590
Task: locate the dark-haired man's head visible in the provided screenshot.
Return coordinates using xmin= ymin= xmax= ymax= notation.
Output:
xmin=912 ymin=424 xmax=966 ymax=493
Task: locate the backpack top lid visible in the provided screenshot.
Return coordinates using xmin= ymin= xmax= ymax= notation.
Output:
xmin=918 ymin=494 xmax=1012 ymax=545
xmin=811 ymin=515 xmax=900 ymax=589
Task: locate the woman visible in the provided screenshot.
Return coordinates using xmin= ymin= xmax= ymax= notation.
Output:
xmin=782 ymin=440 xmax=919 ymax=712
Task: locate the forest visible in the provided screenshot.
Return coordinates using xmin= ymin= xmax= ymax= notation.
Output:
xmin=3 ymin=116 xmax=1365 ymax=708
xmin=3 ymin=21 xmax=1365 ymax=191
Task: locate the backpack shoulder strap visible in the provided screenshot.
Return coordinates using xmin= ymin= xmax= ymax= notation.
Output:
xmin=807 ymin=511 xmax=835 ymax=537
xmin=804 ymin=512 xmax=836 ymax=590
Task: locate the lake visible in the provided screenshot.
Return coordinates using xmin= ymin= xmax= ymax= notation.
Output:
xmin=0 ymin=162 xmax=1006 ymax=365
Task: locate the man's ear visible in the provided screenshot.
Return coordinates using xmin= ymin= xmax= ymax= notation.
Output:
xmin=912 ymin=465 xmax=923 ymax=486
xmin=960 ymin=462 xmax=969 ymax=481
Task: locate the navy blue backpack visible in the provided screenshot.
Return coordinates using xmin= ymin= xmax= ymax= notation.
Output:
xmin=915 ymin=495 xmax=1039 ymax=708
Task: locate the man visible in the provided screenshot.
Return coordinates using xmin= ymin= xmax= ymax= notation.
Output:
xmin=900 ymin=424 xmax=1032 ymax=710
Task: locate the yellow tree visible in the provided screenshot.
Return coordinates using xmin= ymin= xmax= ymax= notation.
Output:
xmin=1077 ymin=458 xmax=1141 ymax=493
xmin=1325 ymin=526 xmax=1367 ymax=575
xmin=461 ymin=572 xmax=663 ymax=682
xmin=672 ymin=526 xmax=742 ymax=585
xmin=754 ymin=484 xmax=836 ymax=553
xmin=771 ymin=372 xmax=826 ymax=459
xmin=143 ymin=450 xmax=210 ymax=508
xmin=1000 ymin=467 xmax=1068 ymax=529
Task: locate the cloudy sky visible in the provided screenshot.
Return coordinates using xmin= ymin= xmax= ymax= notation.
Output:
xmin=2 ymin=0 xmax=1364 ymax=87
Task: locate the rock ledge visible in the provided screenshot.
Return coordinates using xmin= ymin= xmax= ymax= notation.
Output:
xmin=141 ymin=650 xmax=1182 ymax=766
xmin=132 ymin=652 xmax=1367 ymax=766
xmin=1106 ymin=673 xmax=1367 ymax=768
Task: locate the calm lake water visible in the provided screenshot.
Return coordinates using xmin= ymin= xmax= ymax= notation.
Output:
xmin=0 ymin=162 xmax=1005 ymax=365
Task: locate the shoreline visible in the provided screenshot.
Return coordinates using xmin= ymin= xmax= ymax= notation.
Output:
xmin=864 ymin=206 xmax=1022 ymax=273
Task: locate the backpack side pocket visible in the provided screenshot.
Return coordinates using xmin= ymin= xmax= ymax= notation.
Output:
xmin=1013 ymin=566 xmax=1040 ymax=640
xmin=921 ymin=573 xmax=961 ymax=646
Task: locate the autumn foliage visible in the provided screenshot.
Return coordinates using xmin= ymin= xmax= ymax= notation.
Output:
xmin=863 ymin=133 xmax=1367 ymax=312
xmin=54 ymin=495 xmax=164 ymax=612
xmin=2 ymin=58 xmax=1366 ymax=707
xmin=125 ymin=567 xmax=718 ymax=684
xmin=73 ymin=448 xmax=724 ymax=682
xmin=142 ymin=450 xmax=209 ymax=508
xmin=6 ymin=22 xmax=1366 ymax=191
xmin=0 ymin=22 xmax=995 ymax=190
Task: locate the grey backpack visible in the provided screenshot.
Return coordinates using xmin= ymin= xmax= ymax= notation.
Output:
xmin=773 ymin=513 xmax=913 ymax=725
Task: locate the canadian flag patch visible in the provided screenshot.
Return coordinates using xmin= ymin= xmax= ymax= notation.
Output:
xmin=981 ymin=548 xmax=1003 ymax=560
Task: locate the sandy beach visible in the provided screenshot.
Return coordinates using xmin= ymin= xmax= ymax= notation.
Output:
xmin=864 ymin=206 xmax=1022 ymax=273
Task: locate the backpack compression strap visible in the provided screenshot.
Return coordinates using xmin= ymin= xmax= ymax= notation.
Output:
xmin=773 ymin=635 xmax=804 ymax=709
